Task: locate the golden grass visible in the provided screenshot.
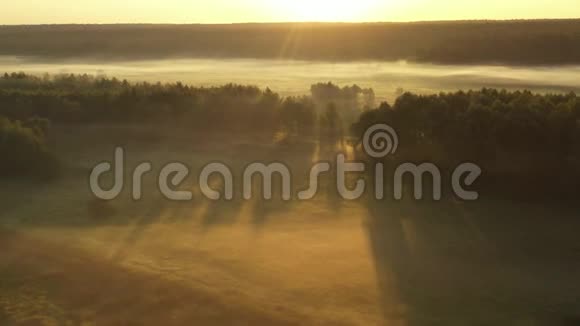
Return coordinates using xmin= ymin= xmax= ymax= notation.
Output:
xmin=1 ymin=125 xmax=579 ymax=325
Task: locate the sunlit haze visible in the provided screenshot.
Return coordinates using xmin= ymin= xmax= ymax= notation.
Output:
xmin=1 ymin=0 xmax=580 ymax=324
xmin=1 ymin=0 xmax=580 ymax=24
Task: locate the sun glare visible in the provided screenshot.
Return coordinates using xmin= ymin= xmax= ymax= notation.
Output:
xmin=269 ymin=0 xmax=381 ymax=22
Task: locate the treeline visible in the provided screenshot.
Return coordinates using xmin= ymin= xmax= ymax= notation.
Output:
xmin=0 ymin=73 xmax=375 ymax=181
xmin=0 ymin=73 xmax=370 ymax=133
xmin=2 ymin=20 xmax=580 ymax=65
xmin=3 ymin=72 xmax=580 ymax=198
xmin=352 ymin=89 xmax=580 ymax=199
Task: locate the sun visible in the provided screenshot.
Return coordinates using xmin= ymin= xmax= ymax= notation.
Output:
xmin=268 ymin=0 xmax=381 ymax=22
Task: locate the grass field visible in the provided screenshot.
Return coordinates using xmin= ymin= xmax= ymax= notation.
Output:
xmin=1 ymin=125 xmax=579 ymax=325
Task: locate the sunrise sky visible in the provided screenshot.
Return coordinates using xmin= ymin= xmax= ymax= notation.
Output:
xmin=1 ymin=0 xmax=579 ymax=24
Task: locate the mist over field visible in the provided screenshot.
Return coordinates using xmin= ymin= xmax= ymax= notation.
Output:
xmin=4 ymin=21 xmax=580 ymax=101
xmin=1 ymin=19 xmax=580 ymax=326
xmin=3 ymin=57 xmax=580 ymax=103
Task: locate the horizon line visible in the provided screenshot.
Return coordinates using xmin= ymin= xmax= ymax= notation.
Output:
xmin=2 ymin=18 xmax=580 ymax=27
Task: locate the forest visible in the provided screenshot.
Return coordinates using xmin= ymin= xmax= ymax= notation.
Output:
xmin=2 ymin=20 xmax=580 ymax=64
xmin=1 ymin=72 xmax=579 ymax=199
xmin=352 ymin=89 xmax=580 ymax=199
xmin=0 ymin=73 xmax=373 ymax=130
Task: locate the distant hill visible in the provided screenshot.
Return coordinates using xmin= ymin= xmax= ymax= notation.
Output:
xmin=1 ymin=20 xmax=580 ymax=65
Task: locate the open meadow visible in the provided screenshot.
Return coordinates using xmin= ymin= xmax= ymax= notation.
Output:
xmin=2 ymin=14 xmax=580 ymax=326
xmin=1 ymin=125 xmax=579 ymax=325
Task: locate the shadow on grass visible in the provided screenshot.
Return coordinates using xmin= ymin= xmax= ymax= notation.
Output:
xmin=365 ymin=197 xmax=580 ymax=325
xmin=0 ymin=229 xmax=299 ymax=325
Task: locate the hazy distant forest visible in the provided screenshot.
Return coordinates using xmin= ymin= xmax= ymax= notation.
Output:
xmin=2 ymin=20 xmax=580 ymax=64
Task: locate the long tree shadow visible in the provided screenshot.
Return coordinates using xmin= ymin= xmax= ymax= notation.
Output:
xmin=365 ymin=198 xmax=418 ymax=325
xmin=0 ymin=229 xmax=299 ymax=325
xmin=317 ymin=129 xmax=348 ymax=214
xmin=365 ymin=195 xmax=580 ymax=325
xmin=110 ymin=198 xmax=169 ymax=262
xmin=365 ymin=196 xmax=524 ymax=325
xmin=202 ymin=198 xmax=245 ymax=229
xmin=244 ymin=135 xmax=319 ymax=229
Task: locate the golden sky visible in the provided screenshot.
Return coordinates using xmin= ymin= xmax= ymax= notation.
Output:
xmin=1 ymin=0 xmax=579 ymax=24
